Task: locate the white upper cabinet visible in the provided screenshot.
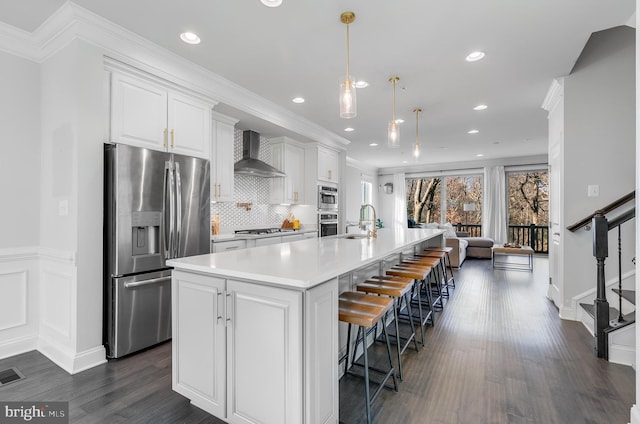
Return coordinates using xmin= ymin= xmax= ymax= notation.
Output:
xmin=211 ymin=112 xmax=239 ymax=202
xmin=168 ymin=92 xmax=212 ymax=158
xmin=318 ymin=146 xmax=340 ymax=183
xmin=111 ymin=71 xmax=214 ymax=159
xmin=270 ymin=137 xmax=305 ymax=204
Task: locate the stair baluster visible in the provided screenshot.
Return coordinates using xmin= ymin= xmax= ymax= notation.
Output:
xmin=618 ymin=225 xmax=624 ymax=324
xmin=593 ymin=213 xmax=609 ymax=359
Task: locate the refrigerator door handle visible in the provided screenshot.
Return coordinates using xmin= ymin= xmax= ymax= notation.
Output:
xmin=164 ymin=161 xmax=175 ymax=259
xmin=174 ymin=162 xmax=182 ymax=259
xmin=124 ymin=276 xmax=172 ymax=288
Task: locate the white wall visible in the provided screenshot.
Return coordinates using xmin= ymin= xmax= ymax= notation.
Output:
xmin=0 ymin=51 xmax=41 ymax=248
xmin=0 ymin=50 xmax=41 ymax=359
xmin=344 ymin=162 xmax=379 ymax=228
xmin=562 ymin=26 xmax=636 ymax=308
xmin=38 ymin=39 xmax=106 ymax=371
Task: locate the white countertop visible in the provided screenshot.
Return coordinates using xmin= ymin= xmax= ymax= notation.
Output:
xmin=169 ymin=227 xmax=444 ymax=289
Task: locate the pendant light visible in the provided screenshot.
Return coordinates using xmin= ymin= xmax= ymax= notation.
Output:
xmin=388 ymin=77 xmax=400 ymax=148
xmin=413 ymin=108 xmax=422 ymax=159
xmin=339 ymin=12 xmax=357 ymax=119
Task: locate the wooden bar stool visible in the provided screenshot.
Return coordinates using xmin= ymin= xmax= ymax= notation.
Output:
xmin=403 ymin=256 xmax=449 ymax=302
xmin=357 ymin=276 xmax=419 ymax=380
xmin=386 ymin=266 xmax=434 ymax=343
xmin=339 ymin=292 xmax=398 ymax=424
xmin=423 ymin=246 xmax=456 ymax=288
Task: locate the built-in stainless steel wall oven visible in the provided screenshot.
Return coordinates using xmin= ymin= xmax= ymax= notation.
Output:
xmin=318 ymin=211 xmax=338 ymax=237
xmin=318 ymin=185 xmax=338 ymax=210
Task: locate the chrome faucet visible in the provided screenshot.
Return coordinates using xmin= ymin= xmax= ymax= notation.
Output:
xmin=359 ymin=204 xmax=377 ymax=238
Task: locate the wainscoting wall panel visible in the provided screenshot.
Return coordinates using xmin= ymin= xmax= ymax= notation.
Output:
xmin=0 ymin=247 xmax=39 ymax=360
xmin=38 ymin=249 xmax=78 ymax=373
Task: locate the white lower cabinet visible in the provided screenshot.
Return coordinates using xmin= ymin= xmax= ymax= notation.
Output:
xmin=172 ymin=271 xmax=338 ymax=424
xmin=212 ymin=239 xmax=246 ymax=253
xmin=172 ymin=273 xmax=226 ymax=417
xmin=254 ymin=237 xmax=282 ymax=247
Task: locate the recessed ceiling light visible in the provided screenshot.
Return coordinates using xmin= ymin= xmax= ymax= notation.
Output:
xmin=369 ymin=142 xmax=378 ymax=147
xmin=180 ymin=32 xmax=201 ymax=45
xmin=291 ymin=97 xmax=305 ymax=103
xmin=395 ymin=118 xmax=404 ymax=124
xmin=402 ymin=160 xmax=408 ymax=164
xmin=355 ymin=80 xmax=369 ymax=88
xmin=473 ymin=104 xmax=488 ymax=111
xmin=476 ymin=154 xmax=484 ymax=157
xmin=344 ymin=127 xmax=354 ymax=132
xmin=260 ymin=0 xmax=283 ymax=7
xmin=466 ymin=51 xmax=485 ymax=62
xmin=468 ymin=129 xmax=479 ymax=134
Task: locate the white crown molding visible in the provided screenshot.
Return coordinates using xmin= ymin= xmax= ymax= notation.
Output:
xmin=346 ymin=156 xmax=379 ymax=174
xmin=0 ymin=1 xmax=349 ymax=151
xmin=541 ymin=78 xmax=564 ymax=113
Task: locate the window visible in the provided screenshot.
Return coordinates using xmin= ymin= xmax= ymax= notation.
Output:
xmin=406 ymin=174 xmax=482 ymax=235
xmin=406 ymin=177 xmax=441 ymax=224
xmin=445 ymin=176 xmax=482 ymax=229
xmin=506 ymin=170 xmax=549 ymax=252
xmin=361 ymin=180 xmax=372 ymax=219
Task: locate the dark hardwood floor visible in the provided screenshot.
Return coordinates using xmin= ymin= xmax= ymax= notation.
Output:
xmin=0 ymin=257 xmax=634 ymax=423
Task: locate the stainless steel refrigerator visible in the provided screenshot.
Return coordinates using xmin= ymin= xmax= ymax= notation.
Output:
xmin=104 ymin=143 xmax=210 ymax=358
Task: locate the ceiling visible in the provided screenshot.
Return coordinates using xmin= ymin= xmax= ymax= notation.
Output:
xmin=0 ymin=1 xmax=635 ymax=169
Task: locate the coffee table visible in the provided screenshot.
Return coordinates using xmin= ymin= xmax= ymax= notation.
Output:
xmin=492 ymin=245 xmax=534 ymax=271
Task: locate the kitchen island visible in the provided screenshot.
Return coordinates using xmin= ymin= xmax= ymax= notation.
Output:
xmin=167 ymin=227 xmax=444 ymax=424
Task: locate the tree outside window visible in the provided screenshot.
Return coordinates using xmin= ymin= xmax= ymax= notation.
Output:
xmin=406 ymin=175 xmax=482 ymax=233
xmin=506 ymin=170 xmax=549 ymax=251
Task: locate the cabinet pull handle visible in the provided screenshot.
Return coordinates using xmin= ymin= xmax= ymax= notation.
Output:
xmin=294 ymin=191 xmax=298 ymax=202
xmin=217 ymin=183 xmax=221 ymax=198
xmin=225 ymin=292 xmax=232 ymax=325
xmin=163 ymin=128 xmax=168 ymax=149
xmin=328 ymin=170 xmax=332 ymax=180
xmin=217 ymin=292 xmax=223 ymax=323
xmin=171 ymin=129 xmax=175 ymax=148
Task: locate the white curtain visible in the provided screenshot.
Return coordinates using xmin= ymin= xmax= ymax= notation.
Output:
xmin=393 ymin=173 xmax=407 ymax=228
xmin=482 ymin=166 xmax=507 ymax=242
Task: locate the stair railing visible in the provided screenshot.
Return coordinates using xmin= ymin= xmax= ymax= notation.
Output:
xmin=570 ymin=191 xmax=635 ymax=359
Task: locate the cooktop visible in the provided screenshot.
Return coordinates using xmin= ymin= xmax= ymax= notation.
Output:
xmin=235 ymin=228 xmax=296 ymax=235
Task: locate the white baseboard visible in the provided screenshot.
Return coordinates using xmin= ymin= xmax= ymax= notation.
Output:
xmin=38 ymin=336 xmax=106 ymax=374
xmin=559 ymin=305 xmax=576 ymax=321
xmin=72 ymin=346 xmax=107 ymax=374
xmin=630 ymin=404 xmax=640 ymax=424
xmin=0 ymin=334 xmax=38 ymax=360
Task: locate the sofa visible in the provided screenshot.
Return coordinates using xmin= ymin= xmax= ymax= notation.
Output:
xmin=421 ymin=223 xmax=494 ymax=268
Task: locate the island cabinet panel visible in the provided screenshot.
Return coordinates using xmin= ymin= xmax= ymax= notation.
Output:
xmin=305 ymin=278 xmax=339 ymax=424
xmin=172 ymin=273 xmax=226 ymax=418
xmin=226 ymin=279 xmax=303 ymax=424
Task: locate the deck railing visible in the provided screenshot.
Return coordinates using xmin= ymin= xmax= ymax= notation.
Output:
xmin=454 ymin=223 xmax=549 ymax=254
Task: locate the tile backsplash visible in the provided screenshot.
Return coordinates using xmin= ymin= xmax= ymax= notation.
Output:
xmin=211 ymin=130 xmax=314 ymax=233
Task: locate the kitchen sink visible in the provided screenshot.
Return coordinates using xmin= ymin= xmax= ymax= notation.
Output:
xmin=338 ymin=233 xmax=369 ymax=239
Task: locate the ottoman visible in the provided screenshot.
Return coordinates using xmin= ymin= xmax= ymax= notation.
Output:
xmin=465 ymin=237 xmax=494 ymax=259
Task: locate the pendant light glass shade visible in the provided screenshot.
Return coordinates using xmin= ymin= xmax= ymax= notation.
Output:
xmin=388 ymin=77 xmax=400 ymax=148
xmin=340 ymin=76 xmax=356 ymax=118
xmin=413 ymin=108 xmax=422 ymax=158
xmin=339 ymin=12 xmax=356 ymax=119
xmin=388 ymin=121 xmax=400 ymax=148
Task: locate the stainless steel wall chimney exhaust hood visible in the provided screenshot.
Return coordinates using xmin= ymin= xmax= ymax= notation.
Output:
xmin=234 ymin=130 xmax=286 ymax=178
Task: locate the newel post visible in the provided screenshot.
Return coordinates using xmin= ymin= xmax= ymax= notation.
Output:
xmin=592 ymin=212 xmax=609 ymax=359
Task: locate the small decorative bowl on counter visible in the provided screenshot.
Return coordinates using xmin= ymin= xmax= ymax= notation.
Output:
xmin=503 ymin=242 xmax=521 ymax=248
